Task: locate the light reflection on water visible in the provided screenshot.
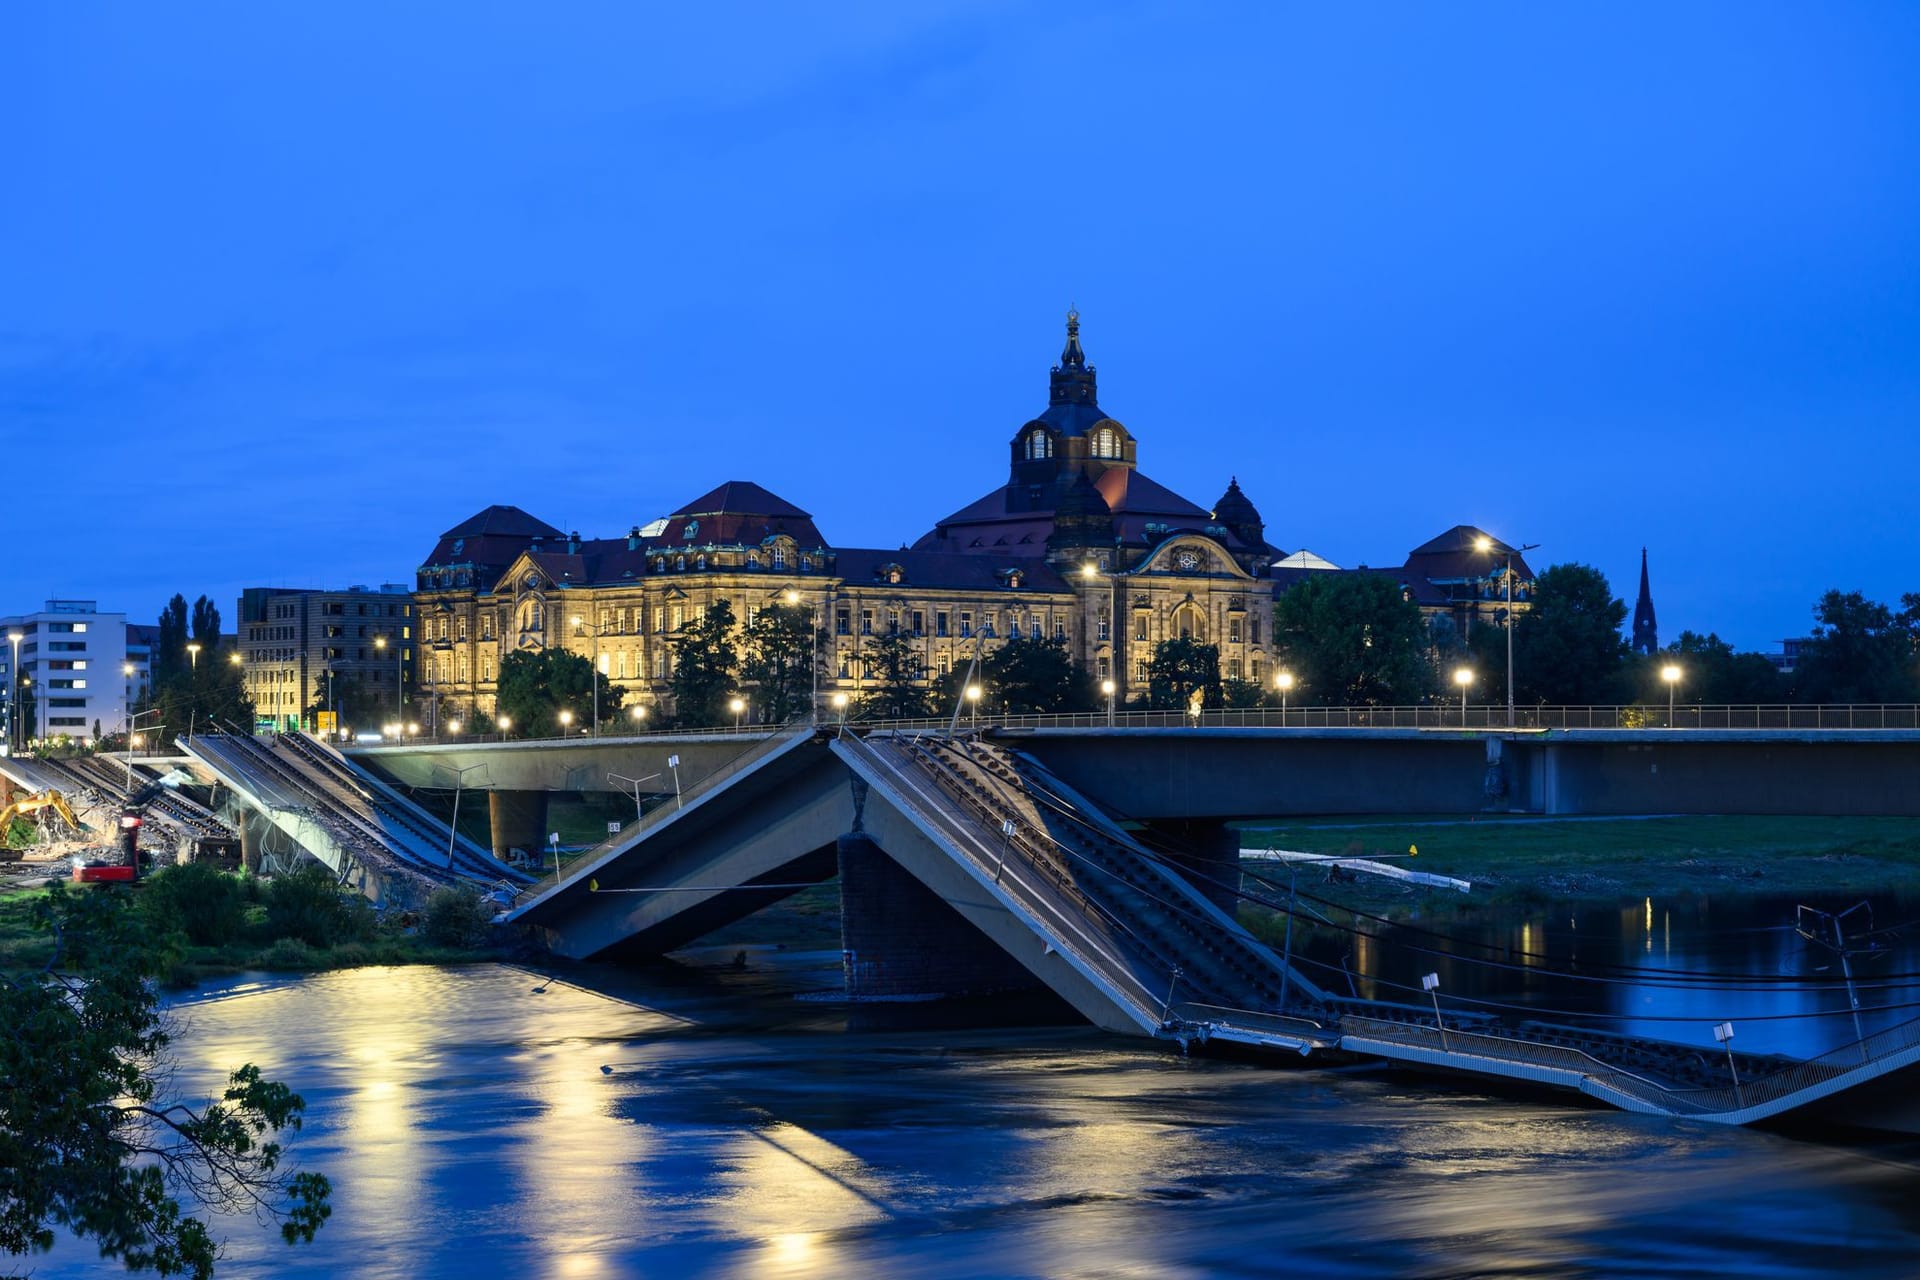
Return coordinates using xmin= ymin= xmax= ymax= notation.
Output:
xmin=27 ymin=958 xmax=1920 ymax=1279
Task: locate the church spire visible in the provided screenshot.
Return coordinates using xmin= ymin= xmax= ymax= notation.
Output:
xmin=1631 ymin=548 xmax=1659 ymax=655
xmin=1049 ymin=309 xmax=1098 ymax=407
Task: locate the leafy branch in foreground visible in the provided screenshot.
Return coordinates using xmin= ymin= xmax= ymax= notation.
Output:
xmin=0 ymin=884 xmax=330 ymax=1278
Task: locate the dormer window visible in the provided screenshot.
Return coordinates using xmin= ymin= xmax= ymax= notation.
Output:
xmin=683 ymin=520 xmax=699 ymax=539
xmin=748 ymin=553 xmax=760 ymax=569
xmin=1024 ymin=429 xmax=1053 ymax=460
xmin=1091 ymin=426 xmax=1122 ymax=459
xmin=696 ymin=554 xmax=707 ymax=571
xmin=676 ymin=555 xmax=686 ymax=571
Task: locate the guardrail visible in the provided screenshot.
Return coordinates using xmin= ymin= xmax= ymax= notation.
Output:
xmin=845 ymin=703 xmax=1920 ymax=733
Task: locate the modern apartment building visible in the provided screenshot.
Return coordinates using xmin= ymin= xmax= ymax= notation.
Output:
xmin=0 ymin=600 xmax=129 ymax=750
xmin=236 ymin=585 xmax=414 ymax=731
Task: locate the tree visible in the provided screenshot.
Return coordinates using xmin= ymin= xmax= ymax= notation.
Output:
xmin=0 ymin=884 xmax=330 ymax=1277
xmin=1145 ymin=637 xmax=1222 ymax=710
xmin=1272 ymin=573 xmax=1433 ymax=706
xmin=859 ymin=630 xmax=935 ymax=720
xmin=495 ymin=648 xmax=623 ymax=738
xmin=1792 ymin=590 xmax=1920 ymax=704
xmin=148 ymin=595 xmax=253 ymax=743
xmin=1514 ymin=563 xmax=1628 ymax=704
xmin=1649 ymin=631 xmax=1787 ymax=706
xmin=739 ymin=602 xmax=816 ymax=725
xmin=983 ymin=635 xmax=1095 ymax=714
xmin=668 ymin=600 xmax=739 ymax=728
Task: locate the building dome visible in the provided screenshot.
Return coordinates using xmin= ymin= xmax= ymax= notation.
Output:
xmin=1211 ymin=477 xmax=1266 ymax=550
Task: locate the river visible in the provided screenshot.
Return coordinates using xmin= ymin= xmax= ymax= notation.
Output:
xmin=27 ymin=928 xmax=1920 ymax=1280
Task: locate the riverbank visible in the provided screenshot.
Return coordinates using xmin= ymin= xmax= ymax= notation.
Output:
xmin=1239 ymin=813 xmax=1920 ymax=909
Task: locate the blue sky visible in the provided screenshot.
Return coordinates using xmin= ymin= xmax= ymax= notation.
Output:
xmin=4 ymin=3 xmax=1917 ymax=650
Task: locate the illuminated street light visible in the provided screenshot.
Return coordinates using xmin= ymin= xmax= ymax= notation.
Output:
xmin=729 ymin=695 xmax=747 ymax=730
xmin=496 ymin=714 xmax=512 ymax=740
xmin=569 ymin=614 xmax=603 ymax=736
xmin=448 ymin=719 xmax=463 ymax=736
xmin=186 ymin=642 xmax=201 ymax=670
xmin=965 ymin=683 xmax=982 ymax=730
xmin=558 ymin=709 xmax=574 ymax=736
xmin=1101 ymin=677 xmax=1116 ymax=726
xmin=1453 ymin=668 xmax=1474 ymax=727
xmin=1276 ymin=669 xmax=1294 ymax=722
xmin=1661 ymin=663 xmax=1682 ymax=727
xmin=1474 ymin=533 xmax=1540 ymax=727
xmin=832 ymin=691 xmax=850 ymax=726
xmin=630 ymin=704 xmax=648 ymax=727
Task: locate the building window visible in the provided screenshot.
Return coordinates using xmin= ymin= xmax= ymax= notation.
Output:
xmin=911 ymin=611 xmax=924 ymax=636
xmin=1229 ymin=618 xmax=1243 ymax=644
xmin=670 ymin=605 xmax=684 ymax=631
xmin=860 ymin=610 xmax=873 ymax=636
xmin=959 ymin=612 xmax=973 ymax=638
xmin=1228 ymin=658 xmax=1243 ymax=680
xmin=1134 ymin=615 xmax=1148 ymax=641
xmin=887 ymin=610 xmax=900 ymax=635
xmin=1091 ymin=426 xmax=1121 ymax=459
xmin=936 ymin=611 xmax=949 ymax=637
xmin=772 ymin=546 xmax=786 ymax=569
xmin=748 ymin=553 xmax=760 ymax=569
xmin=653 ymin=651 xmax=666 ymax=679
xmin=1098 ymin=614 xmax=1110 ymax=643
xmin=481 ymin=656 xmax=493 ymax=681
xmin=1025 ymin=429 xmax=1052 ymax=460
xmin=1249 ymin=617 xmax=1261 ymax=644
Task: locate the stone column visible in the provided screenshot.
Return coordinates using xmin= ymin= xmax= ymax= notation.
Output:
xmin=837 ymin=832 xmax=1036 ymax=1000
xmin=238 ymin=816 xmax=262 ymax=874
xmin=488 ymin=790 xmax=551 ymax=865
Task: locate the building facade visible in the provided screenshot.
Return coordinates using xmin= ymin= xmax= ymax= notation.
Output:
xmin=236 ymin=585 xmax=414 ymax=731
xmin=1 ymin=600 xmax=129 ymax=749
xmin=410 ymin=315 xmax=1537 ymax=723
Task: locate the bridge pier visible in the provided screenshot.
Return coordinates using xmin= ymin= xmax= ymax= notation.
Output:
xmin=238 ymin=815 xmax=263 ymax=874
xmin=1141 ymin=818 xmax=1242 ymax=913
xmin=488 ymin=790 xmax=551 ymax=864
xmin=837 ymin=832 xmax=1039 ymax=1000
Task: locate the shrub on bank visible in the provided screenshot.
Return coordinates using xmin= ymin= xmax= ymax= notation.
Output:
xmin=141 ymin=861 xmax=251 ymax=947
xmin=422 ymin=886 xmax=494 ymax=948
xmin=264 ymin=862 xmax=376 ymax=948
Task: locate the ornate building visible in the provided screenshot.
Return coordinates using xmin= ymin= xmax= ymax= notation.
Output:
xmin=411 ymin=314 xmax=1288 ymax=720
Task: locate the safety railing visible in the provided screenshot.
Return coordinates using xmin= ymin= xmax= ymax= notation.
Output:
xmin=502 ymin=729 xmax=809 ymax=908
xmin=845 ymin=703 xmax=1920 ymax=733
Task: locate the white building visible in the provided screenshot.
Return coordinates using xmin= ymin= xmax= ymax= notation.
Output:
xmin=1 ymin=600 xmax=130 ymax=751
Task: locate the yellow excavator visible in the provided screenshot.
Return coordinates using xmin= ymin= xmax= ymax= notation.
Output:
xmin=0 ymin=789 xmax=83 ymax=860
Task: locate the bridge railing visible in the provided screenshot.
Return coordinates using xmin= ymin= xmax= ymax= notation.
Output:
xmin=843 ymin=703 xmax=1920 ymax=733
xmin=501 ymin=728 xmax=808 ymax=909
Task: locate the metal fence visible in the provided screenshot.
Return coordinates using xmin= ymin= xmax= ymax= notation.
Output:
xmin=845 ymin=703 xmax=1920 ymax=733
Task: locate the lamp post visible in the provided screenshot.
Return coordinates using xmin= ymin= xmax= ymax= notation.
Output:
xmin=965 ymin=683 xmax=982 ymax=730
xmin=1453 ymin=668 xmax=1474 ymax=727
xmin=185 ymin=642 xmax=202 ymax=739
xmin=374 ymin=634 xmax=402 ymax=722
xmin=448 ymin=719 xmax=463 ymax=736
xmin=1276 ymin=670 xmax=1294 ymax=724
xmin=729 ymin=695 xmax=746 ymax=731
xmin=558 ymin=709 xmax=573 ymax=737
xmin=832 ymin=691 xmax=850 ymax=727
xmin=1661 ymin=663 xmax=1682 ymax=727
xmin=496 ymin=713 xmax=512 ymax=741
xmin=442 ymin=762 xmax=489 ymax=868
xmin=570 ymin=614 xmax=602 ymax=736
xmin=1101 ymin=678 xmax=1116 ymax=727
xmin=6 ymin=630 xmax=21 ymax=753
xmin=630 ymin=704 xmax=648 ymax=731
xmin=1475 ymin=535 xmax=1540 ymax=727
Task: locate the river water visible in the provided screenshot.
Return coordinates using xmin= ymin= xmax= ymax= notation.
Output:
xmin=28 ymin=931 xmax=1920 ymax=1280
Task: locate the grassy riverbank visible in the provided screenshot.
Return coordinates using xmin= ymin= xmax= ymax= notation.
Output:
xmin=1238 ymin=814 xmax=1920 ymax=911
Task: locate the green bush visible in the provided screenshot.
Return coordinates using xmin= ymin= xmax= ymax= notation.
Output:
xmin=263 ymin=862 xmax=375 ymax=948
xmin=256 ymin=937 xmax=320 ymax=970
xmin=140 ymin=861 xmax=248 ymax=947
xmin=421 ymin=886 xmax=495 ymax=948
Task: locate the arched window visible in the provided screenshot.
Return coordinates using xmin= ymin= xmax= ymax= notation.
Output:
xmin=1091 ymin=427 xmax=1121 ymax=459
xmin=748 ymin=553 xmax=760 ymax=569
xmin=696 ymin=554 xmax=707 ymax=571
xmin=772 ymin=545 xmax=787 ymax=569
xmin=1025 ymin=429 xmax=1052 ymax=460
xmin=675 ymin=556 xmax=686 ymax=571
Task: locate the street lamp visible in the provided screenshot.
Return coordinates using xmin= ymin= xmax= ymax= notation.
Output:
xmin=1474 ymin=534 xmax=1540 ymax=728
xmin=448 ymin=719 xmax=463 ymax=736
xmin=1276 ymin=669 xmax=1294 ymax=723
xmin=1661 ymin=663 xmax=1682 ymax=727
xmin=729 ymin=695 xmax=746 ymax=730
xmin=1453 ymin=668 xmax=1474 ymax=727
xmin=6 ymin=630 xmax=21 ymax=753
xmin=570 ymin=614 xmax=603 ymax=737
xmin=1101 ymin=678 xmax=1116 ymax=726
xmin=558 ymin=709 xmax=574 ymax=736
xmin=630 ymin=704 xmax=648 ymax=730
xmin=965 ymin=683 xmax=982 ymax=730
xmin=186 ymin=641 xmax=201 ymax=671
xmin=373 ymin=634 xmax=402 ymax=721
xmin=185 ymin=642 xmax=202 ymax=739
xmin=831 ymin=690 xmax=850 ymax=727
xmin=496 ymin=713 xmax=512 ymax=740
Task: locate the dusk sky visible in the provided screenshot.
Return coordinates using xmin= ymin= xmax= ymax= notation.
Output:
xmin=5 ymin=3 xmax=1917 ymax=651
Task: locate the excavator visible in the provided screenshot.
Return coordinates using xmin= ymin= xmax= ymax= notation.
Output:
xmin=69 ymin=769 xmax=193 ymax=884
xmin=0 ymin=789 xmax=83 ymax=862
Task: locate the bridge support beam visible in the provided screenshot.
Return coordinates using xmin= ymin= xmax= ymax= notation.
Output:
xmin=488 ymin=790 xmax=550 ymax=864
xmin=1141 ymin=818 xmax=1242 ymax=914
xmin=838 ymin=832 xmax=1038 ymax=1000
